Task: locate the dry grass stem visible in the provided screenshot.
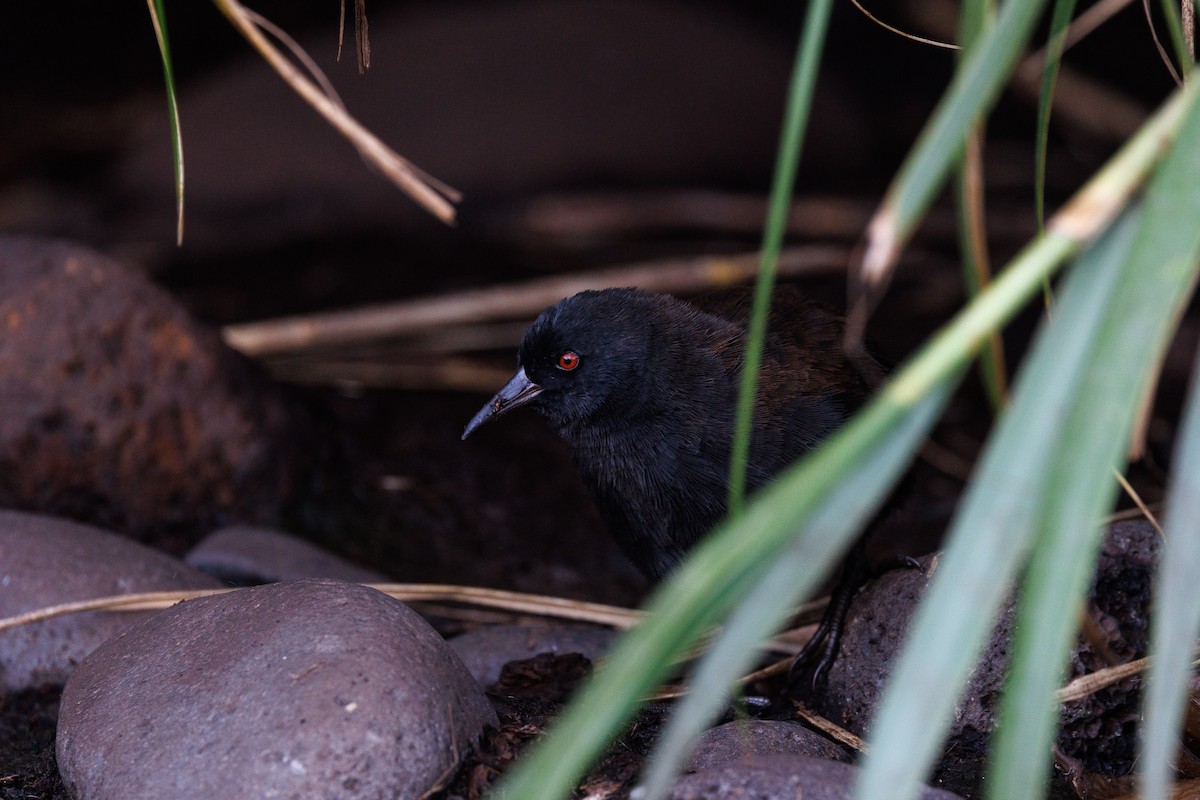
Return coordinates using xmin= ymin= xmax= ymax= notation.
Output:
xmin=222 ymin=246 xmax=850 ymax=358
xmin=1104 ymin=503 xmax=1165 ymax=523
xmin=504 ymin=191 xmax=874 ymax=242
xmin=962 ymin=124 xmax=1011 ymax=406
xmin=792 ymin=701 xmax=869 ymax=753
xmin=1057 ymin=653 xmax=1200 ymax=704
xmin=496 ymin=191 xmax=1035 ymax=250
xmin=1059 ymin=0 xmax=1136 ymax=52
xmin=245 ymin=8 xmax=346 ymax=112
xmin=213 ymin=0 xmax=460 ymax=222
xmin=1112 ymin=469 xmax=1166 ymax=539
xmin=1143 ymin=0 xmax=1186 ymax=84
xmin=0 ymin=584 xmax=644 ymax=634
xmin=846 ymin=0 xmax=958 ymax=49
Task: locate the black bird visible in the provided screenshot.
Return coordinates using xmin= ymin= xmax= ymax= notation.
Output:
xmin=461 ymin=286 xmax=874 ymax=581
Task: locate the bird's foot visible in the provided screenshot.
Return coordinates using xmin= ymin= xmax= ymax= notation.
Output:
xmin=786 ymin=550 xmax=924 ymax=697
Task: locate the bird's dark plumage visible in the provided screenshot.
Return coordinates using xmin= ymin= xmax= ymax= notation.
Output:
xmin=463 ymin=286 xmax=873 ymax=580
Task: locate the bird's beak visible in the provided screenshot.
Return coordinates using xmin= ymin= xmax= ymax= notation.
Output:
xmin=462 ymin=367 xmax=544 ymax=440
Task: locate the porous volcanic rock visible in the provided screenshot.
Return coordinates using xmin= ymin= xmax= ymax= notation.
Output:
xmin=57 ymin=578 xmax=497 ymax=800
xmin=1057 ymin=519 xmax=1161 ymax=775
xmin=0 ymin=235 xmax=307 ymax=541
xmin=819 ymin=519 xmax=1161 ymax=797
xmin=0 ymin=509 xmax=220 ymax=691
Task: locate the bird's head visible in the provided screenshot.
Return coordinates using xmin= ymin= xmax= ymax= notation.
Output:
xmin=462 ymin=289 xmax=659 ymax=439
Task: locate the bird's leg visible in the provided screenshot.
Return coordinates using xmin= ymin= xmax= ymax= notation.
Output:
xmin=787 ymin=542 xmax=923 ymax=694
xmin=787 ymin=543 xmax=867 ymax=694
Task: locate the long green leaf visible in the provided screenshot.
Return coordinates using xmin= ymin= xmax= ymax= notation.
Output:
xmin=639 ymin=377 xmax=955 ymax=800
xmin=986 ymin=81 xmax=1200 ymax=800
xmin=1035 ymin=0 xmax=1079 ymax=230
xmin=1141 ymin=329 xmax=1200 ymax=800
xmin=855 ymin=209 xmax=1138 ymax=800
xmin=854 ymin=80 xmax=1200 ymax=800
xmin=956 ymin=0 xmax=1009 ymax=412
xmin=145 ymin=0 xmax=184 ymax=245
xmin=728 ymin=0 xmax=833 ymax=513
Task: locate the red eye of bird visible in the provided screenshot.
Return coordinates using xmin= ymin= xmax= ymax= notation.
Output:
xmin=557 ymin=351 xmax=580 ymax=371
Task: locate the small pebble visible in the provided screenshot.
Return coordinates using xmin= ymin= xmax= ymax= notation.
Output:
xmin=449 ymin=622 xmax=619 ymax=687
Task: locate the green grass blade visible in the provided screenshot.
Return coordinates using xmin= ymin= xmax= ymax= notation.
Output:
xmin=145 ymin=0 xmax=184 ymax=245
xmin=854 ymin=80 xmax=1200 ymax=800
xmin=728 ymin=0 xmax=833 ymax=513
xmin=639 ymin=378 xmax=955 ymax=800
xmin=1141 ymin=343 xmax=1200 ymax=800
xmin=986 ymin=81 xmax=1200 ymax=800
xmin=955 ymin=0 xmax=1009 ymax=413
xmin=1158 ymin=0 xmax=1192 ymax=76
xmin=1035 ymin=0 xmax=1079 ymax=230
xmin=854 ymin=207 xmax=1138 ymax=800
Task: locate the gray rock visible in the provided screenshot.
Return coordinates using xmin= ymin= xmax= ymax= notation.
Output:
xmin=0 ymin=509 xmax=220 ymax=690
xmin=820 ymin=519 xmax=1162 ymax=797
xmin=0 ymin=236 xmax=308 ymax=540
xmin=685 ymin=720 xmax=848 ymax=772
xmin=820 ymin=553 xmax=1014 ymax=797
xmin=57 ymin=578 xmax=497 ymax=800
xmin=186 ymin=525 xmax=386 ymax=585
xmin=669 ymin=755 xmax=963 ymax=800
xmin=449 ymin=622 xmax=618 ymax=687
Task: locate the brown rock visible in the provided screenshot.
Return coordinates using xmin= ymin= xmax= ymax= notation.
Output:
xmin=0 ymin=509 xmax=220 ymax=690
xmin=0 ymin=236 xmax=306 ymax=541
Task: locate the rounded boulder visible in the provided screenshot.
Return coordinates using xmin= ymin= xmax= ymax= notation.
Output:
xmin=57 ymin=578 xmax=497 ymax=800
xmin=0 ymin=509 xmax=220 ymax=691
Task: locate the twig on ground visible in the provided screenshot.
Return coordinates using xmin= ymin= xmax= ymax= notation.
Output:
xmin=221 ymin=246 xmax=851 ymax=358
